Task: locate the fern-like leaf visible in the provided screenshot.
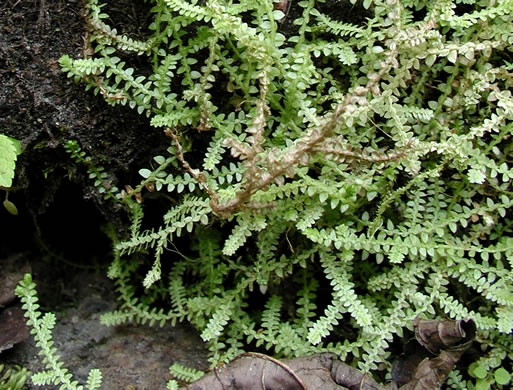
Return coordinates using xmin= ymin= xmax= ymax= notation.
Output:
xmin=169 ymin=363 xmax=204 ymax=383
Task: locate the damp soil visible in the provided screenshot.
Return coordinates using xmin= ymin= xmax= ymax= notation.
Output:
xmin=0 ymin=0 xmax=208 ymax=388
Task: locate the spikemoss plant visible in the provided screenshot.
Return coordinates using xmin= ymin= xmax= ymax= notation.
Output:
xmin=44 ymin=0 xmax=513 ymax=386
xmin=15 ymin=274 xmax=103 ymax=390
xmin=0 ymin=364 xmax=28 ymax=390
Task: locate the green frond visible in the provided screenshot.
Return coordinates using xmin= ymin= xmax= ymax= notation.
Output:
xmin=200 ymin=303 xmax=232 ymax=342
xmin=294 ymin=277 xmax=318 ymax=333
xmin=0 ymin=364 xmax=29 ymax=390
xmin=222 ymin=214 xmax=266 ymax=256
xmin=168 ymin=270 xmax=187 ymax=315
xmin=15 ymin=275 xmax=102 ymax=390
xmin=442 ymin=0 xmax=513 ymax=29
xmin=86 ymin=369 xmax=102 ymax=390
xmin=307 ymin=301 xmax=344 ymax=346
xmin=164 ymin=0 xmax=208 ymax=21
xmin=166 ymin=379 xmax=180 ymax=390
xmin=89 ymin=17 xmax=154 ymax=55
xmin=260 ymin=295 xmax=282 ymax=338
xmin=0 ymin=134 xmax=20 ymax=188
xmin=311 ymin=8 xmax=365 ymax=38
xmin=99 ymin=310 xmax=135 ymax=326
xmin=438 ymin=292 xmax=496 ymax=330
xmin=203 ymin=136 xmax=227 ymax=171
xmin=274 ymin=323 xmax=306 ymax=356
xmin=496 ymin=307 xmax=513 ymax=334
xmin=169 ymin=363 xmax=204 ymax=383
xmin=320 ymin=251 xmax=372 ymax=328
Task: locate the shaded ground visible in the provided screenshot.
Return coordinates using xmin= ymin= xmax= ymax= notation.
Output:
xmin=0 ymin=0 xmax=209 ymax=388
xmin=2 ymin=253 xmax=208 ymax=390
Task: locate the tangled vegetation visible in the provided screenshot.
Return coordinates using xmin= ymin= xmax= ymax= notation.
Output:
xmin=17 ymin=0 xmax=513 ymax=388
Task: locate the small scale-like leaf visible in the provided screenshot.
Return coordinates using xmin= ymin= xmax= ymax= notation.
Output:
xmin=139 ymin=168 xmax=152 ymax=179
xmin=494 ymin=367 xmax=511 ymax=386
xmin=272 ymin=10 xmax=285 ymax=21
xmin=448 ymin=50 xmax=458 ymax=63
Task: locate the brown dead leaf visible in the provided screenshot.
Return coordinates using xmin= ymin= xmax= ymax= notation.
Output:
xmin=399 ymin=346 xmax=470 ymax=390
xmin=184 ymin=352 xmax=384 ymax=390
xmin=187 ymin=352 xmax=307 ymax=390
xmin=182 ymin=319 xmax=476 ymax=390
xmin=413 ymin=318 xmax=476 ymax=354
xmin=396 ymin=318 xmax=476 ymax=389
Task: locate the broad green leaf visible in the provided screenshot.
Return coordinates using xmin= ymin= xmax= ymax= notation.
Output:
xmin=0 ymin=134 xmax=19 ymax=188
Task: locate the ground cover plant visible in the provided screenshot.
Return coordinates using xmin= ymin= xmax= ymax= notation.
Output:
xmin=14 ymin=0 xmax=513 ymax=388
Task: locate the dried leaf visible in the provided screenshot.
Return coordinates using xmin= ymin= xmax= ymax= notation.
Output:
xmin=396 ymin=318 xmax=476 ymax=390
xmin=330 ymin=357 xmax=383 ymax=390
xmin=391 ymin=342 xmax=428 ymax=385
xmin=185 ymin=352 xmax=384 ymax=390
xmin=187 ymin=352 xmax=307 ymax=390
xmin=413 ymin=318 xmax=476 ymax=354
xmin=399 ymin=348 xmax=468 ymax=390
xmin=183 ymin=319 xmax=476 ymax=390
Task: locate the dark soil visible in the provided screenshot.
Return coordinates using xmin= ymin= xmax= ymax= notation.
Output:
xmin=0 ymin=0 xmax=168 ymax=235
xmin=0 ymin=0 xmax=208 ymax=388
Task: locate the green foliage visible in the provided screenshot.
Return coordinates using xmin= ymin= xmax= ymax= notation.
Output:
xmin=61 ymin=0 xmax=513 ymax=386
xmin=0 ymin=364 xmax=28 ymax=390
xmin=457 ymin=346 xmax=513 ymax=390
xmin=166 ymin=379 xmax=179 ymax=390
xmin=168 ymin=363 xmax=204 ymax=383
xmin=64 ymin=140 xmax=121 ymax=201
xmin=15 ymin=274 xmax=103 ymax=390
xmin=0 ymin=134 xmax=21 ymax=215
